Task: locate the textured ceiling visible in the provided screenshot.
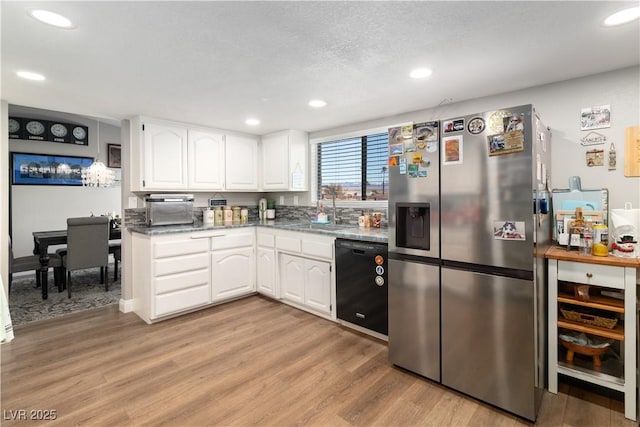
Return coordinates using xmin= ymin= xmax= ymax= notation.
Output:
xmin=2 ymin=1 xmax=639 ymax=134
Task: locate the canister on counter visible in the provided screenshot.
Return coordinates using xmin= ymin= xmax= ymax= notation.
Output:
xmin=232 ymin=206 xmax=241 ymax=223
xmin=223 ymin=205 xmax=233 ymax=225
xmin=240 ymin=208 xmax=248 ymax=224
xmin=214 ymin=206 xmax=223 ymax=226
xmin=372 ymin=212 xmax=382 ymax=228
xmin=203 ymin=208 xmax=215 ymax=226
xmin=592 ymin=223 xmax=609 ymax=256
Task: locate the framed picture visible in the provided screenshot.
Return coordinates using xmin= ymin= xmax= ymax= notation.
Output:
xmin=107 ymin=144 xmax=121 ymax=168
xmin=11 ymin=152 xmax=94 ymax=186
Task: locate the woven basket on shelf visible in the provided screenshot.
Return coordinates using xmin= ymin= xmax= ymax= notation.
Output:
xmin=560 ymin=308 xmax=618 ymax=329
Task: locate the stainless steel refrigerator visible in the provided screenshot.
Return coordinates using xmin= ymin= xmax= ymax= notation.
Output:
xmin=388 ymin=105 xmax=551 ymax=421
xmin=388 ymin=120 xmax=441 ymax=382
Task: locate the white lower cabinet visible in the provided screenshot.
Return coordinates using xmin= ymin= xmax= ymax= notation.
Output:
xmin=256 ymin=230 xmax=277 ymax=298
xmin=280 ymin=254 xmax=331 ymax=315
xmin=302 ymin=258 xmax=331 ymax=313
xmin=257 ymin=247 xmax=277 ymax=297
xmin=133 ymin=233 xmax=211 ymax=323
xmin=132 ymin=227 xmax=335 ymax=323
xmin=276 ymin=230 xmax=334 ymax=318
xmin=211 ymin=247 xmax=255 ymax=302
xmin=280 ymin=253 xmax=305 ymax=304
xmin=133 ymin=228 xmax=256 ymax=323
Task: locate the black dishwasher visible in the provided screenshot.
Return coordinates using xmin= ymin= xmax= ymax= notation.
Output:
xmin=335 ymin=238 xmax=388 ymax=335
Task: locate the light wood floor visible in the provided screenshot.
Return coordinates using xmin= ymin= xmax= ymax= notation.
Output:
xmin=1 ymin=296 xmax=634 ymax=426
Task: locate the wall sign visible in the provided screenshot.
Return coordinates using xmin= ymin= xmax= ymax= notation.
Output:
xmin=9 ymin=116 xmax=88 ymax=146
xmin=11 ymin=152 xmax=94 ymax=186
xmin=580 ymin=104 xmax=611 ymax=131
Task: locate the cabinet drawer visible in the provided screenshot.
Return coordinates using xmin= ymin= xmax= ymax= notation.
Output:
xmin=154 ymin=238 xmax=209 ymax=258
xmin=154 ymin=252 xmax=209 ymax=277
xmin=211 ymin=232 xmax=254 ymax=250
xmin=558 ymin=260 xmax=625 ymax=290
xmin=302 ymin=239 xmax=333 ymax=260
xmin=154 ymin=284 xmax=210 ymax=317
xmin=154 ymin=268 xmax=210 ymax=294
xmin=276 ymin=236 xmax=301 ymax=253
xmin=257 ymin=232 xmax=275 ymax=248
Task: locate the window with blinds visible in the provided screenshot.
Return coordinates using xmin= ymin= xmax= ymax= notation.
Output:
xmin=316 ymin=132 xmax=389 ymax=201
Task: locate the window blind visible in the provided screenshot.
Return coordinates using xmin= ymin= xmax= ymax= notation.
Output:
xmin=316 ymin=132 xmax=388 ymax=201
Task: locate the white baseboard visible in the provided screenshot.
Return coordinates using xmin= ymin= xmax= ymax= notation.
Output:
xmin=119 ymin=298 xmax=135 ymax=313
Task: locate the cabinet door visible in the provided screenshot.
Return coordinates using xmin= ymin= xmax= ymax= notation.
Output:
xmin=188 ymin=130 xmax=225 ymax=190
xmin=261 ymin=132 xmax=289 ymax=190
xmin=142 ymin=122 xmax=188 ymax=189
xmin=304 ymin=259 xmax=331 ymax=314
xmin=225 ymin=134 xmax=259 ymax=190
xmin=280 ymin=253 xmax=305 ymax=304
xmin=257 ymin=247 xmax=276 ymax=298
xmin=211 ymin=247 xmax=255 ymax=302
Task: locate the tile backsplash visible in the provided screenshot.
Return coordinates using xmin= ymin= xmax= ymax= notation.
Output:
xmin=124 ymin=205 xmax=388 ymax=227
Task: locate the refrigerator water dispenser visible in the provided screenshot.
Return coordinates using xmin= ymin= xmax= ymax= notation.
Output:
xmin=396 ymin=203 xmax=430 ymax=251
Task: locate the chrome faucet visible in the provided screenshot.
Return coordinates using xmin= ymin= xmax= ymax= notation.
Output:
xmin=322 ymin=184 xmax=339 ymax=224
xmin=331 ymin=193 xmax=338 ymax=224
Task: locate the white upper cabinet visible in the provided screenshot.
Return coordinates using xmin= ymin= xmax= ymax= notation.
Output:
xmin=141 ymin=121 xmax=188 ymax=190
xmin=225 ymin=134 xmax=259 ymax=191
xmin=261 ymin=130 xmax=308 ymax=191
xmin=188 ymin=129 xmax=225 ymax=190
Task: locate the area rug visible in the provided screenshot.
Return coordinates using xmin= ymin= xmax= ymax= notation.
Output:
xmin=8 ymin=265 xmax=121 ymax=326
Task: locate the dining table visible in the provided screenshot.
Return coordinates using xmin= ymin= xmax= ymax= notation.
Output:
xmin=32 ymin=226 xmax=121 ymax=299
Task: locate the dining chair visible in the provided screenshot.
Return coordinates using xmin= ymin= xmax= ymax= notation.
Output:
xmin=111 ymin=245 xmax=121 ymax=281
xmin=8 ymin=236 xmax=62 ymax=294
xmin=58 ymin=216 xmax=110 ymax=298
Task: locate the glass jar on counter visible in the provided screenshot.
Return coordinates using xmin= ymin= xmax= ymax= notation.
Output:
xmin=223 ymin=206 xmax=233 ymax=225
xmin=240 ymin=208 xmax=248 ymax=224
xmin=232 ymin=206 xmax=241 ymax=224
xmin=213 ymin=206 xmax=223 ymax=226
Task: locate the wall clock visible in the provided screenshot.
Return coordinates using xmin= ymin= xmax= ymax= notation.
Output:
xmin=8 ymin=117 xmax=22 ymax=139
xmin=25 ymin=120 xmax=47 ymax=140
xmin=9 ymin=118 xmax=20 ymax=134
xmin=72 ymin=126 xmax=87 ymax=140
xmin=50 ymin=122 xmax=71 ymax=143
xmin=26 ymin=120 xmax=45 ymax=135
xmin=50 ymin=123 xmax=68 ymax=138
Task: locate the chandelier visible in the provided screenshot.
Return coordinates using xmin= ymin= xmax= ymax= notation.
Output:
xmin=82 ymin=120 xmax=115 ymax=187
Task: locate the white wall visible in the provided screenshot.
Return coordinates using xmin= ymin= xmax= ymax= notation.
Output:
xmin=9 ymin=105 xmax=121 ymax=257
xmin=1 ymin=101 xmax=9 ymax=289
xmin=311 ymin=66 xmax=640 ymax=210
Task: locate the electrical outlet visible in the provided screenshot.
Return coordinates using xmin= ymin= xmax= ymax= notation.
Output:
xmin=280 ymin=196 xmax=285 ymax=205
xmin=293 ymin=196 xmax=299 ymax=205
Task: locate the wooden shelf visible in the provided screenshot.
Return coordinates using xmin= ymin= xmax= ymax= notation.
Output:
xmin=557 ymin=292 xmax=624 ymax=313
xmin=558 ymin=318 xmax=624 ymax=341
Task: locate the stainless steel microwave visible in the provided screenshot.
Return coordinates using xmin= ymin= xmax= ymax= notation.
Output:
xmin=145 ymin=194 xmax=194 ymax=226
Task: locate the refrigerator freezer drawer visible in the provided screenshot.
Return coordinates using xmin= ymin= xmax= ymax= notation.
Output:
xmin=441 ymin=267 xmax=539 ymax=421
xmin=388 ymin=258 xmax=440 ymax=381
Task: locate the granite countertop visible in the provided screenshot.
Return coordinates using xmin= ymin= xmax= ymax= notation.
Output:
xmin=128 ymin=220 xmax=388 ymax=243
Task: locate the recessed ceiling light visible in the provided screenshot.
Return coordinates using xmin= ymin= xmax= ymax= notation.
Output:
xmin=17 ymin=70 xmax=46 ymax=81
xmin=308 ymin=100 xmax=327 ymax=108
xmin=603 ymin=7 xmax=640 ymax=26
xmin=29 ymin=9 xmax=74 ymax=29
xmin=245 ymin=118 xmax=260 ymax=126
xmin=410 ymin=68 xmax=433 ymax=79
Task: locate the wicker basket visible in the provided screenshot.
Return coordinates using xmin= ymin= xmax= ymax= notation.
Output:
xmin=560 ymin=308 xmax=618 ymax=329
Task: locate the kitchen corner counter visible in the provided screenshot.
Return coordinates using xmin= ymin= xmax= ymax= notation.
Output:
xmin=127 ymin=220 xmax=388 ymax=243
